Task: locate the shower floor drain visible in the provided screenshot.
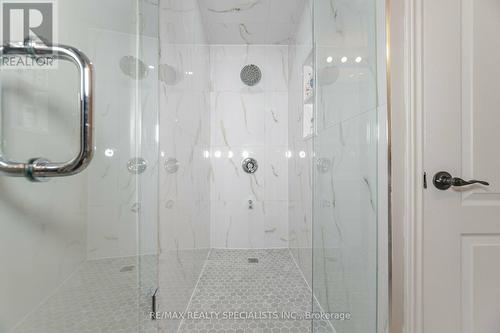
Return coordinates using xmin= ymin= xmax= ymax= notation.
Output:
xmin=247 ymin=258 xmax=259 ymax=263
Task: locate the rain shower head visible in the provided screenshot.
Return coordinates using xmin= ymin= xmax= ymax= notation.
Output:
xmin=240 ymin=64 xmax=262 ymax=86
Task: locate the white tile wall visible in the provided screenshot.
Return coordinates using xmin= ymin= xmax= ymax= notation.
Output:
xmin=312 ymin=110 xmax=378 ymax=333
xmin=86 ymin=28 xmax=154 ymax=260
xmin=209 ymin=45 xmax=289 ymax=249
xmin=159 ymin=1 xmax=211 ymax=331
xmin=197 ymin=0 xmax=307 ymax=44
xmin=0 ymin=1 xmax=146 ymax=330
xmin=312 ymin=0 xmax=380 ymax=331
xmin=159 ymin=41 xmax=211 ymax=251
xmin=288 ymin=0 xmax=314 ymax=287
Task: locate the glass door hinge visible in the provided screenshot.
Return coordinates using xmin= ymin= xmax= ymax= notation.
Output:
xmin=151 ymin=288 xmax=158 ymax=320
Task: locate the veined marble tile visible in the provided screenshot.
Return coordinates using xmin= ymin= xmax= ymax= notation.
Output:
xmin=209 ymin=45 xmax=288 ymax=92
xmin=159 ymin=2 xmax=211 ymax=324
xmin=208 ymin=45 xmax=290 ymax=250
xmin=210 ymin=45 xmax=267 ymax=92
xmin=160 ymin=44 xmax=210 ymax=93
xmin=210 ymin=146 xmax=266 ymax=203
xmin=313 ymin=110 xmax=378 ymax=332
xmin=264 ymin=45 xmax=289 ymax=91
xmin=160 ymin=0 xmax=206 ymax=44
xmin=210 ymin=199 xmax=289 ymax=249
xmin=265 ymin=92 xmax=289 ymax=146
xmin=286 ymin=1 xmax=314 ymax=296
xmin=314 ymin=0 xmax=376 ymax=49
xmin=161 ymin=125 xmax=199 ymax=200
xmin=161 ymin=91 xmax=210 ymax=143
xmin=211 ymin=200 xmax=252 ymax=248
xmin=264 ymin=146 xmax=289 ymax=202
xmin=315 ymin=56 xmax=377 ymax=129
xmin=314 ymin=0 xmax=378 ymax=132
xmin=206 ymin=22 xmax=269 ymax=45
xmin=268 ymin=0 xmax=306 ymax=24
xmin=210 ymin=91 xmax=267 ymax=147
xmin=85 ymin=27 xmax=159 ymax=261
xmin=197 ymin=0 xmax=308 ymax=44
xmin=199 ymin=0 xmax=271 ymax=24
xmin=261 ymin=200 xmax=289 ymax=248
xmin=160 ymin=198 xmax=211 ymax=251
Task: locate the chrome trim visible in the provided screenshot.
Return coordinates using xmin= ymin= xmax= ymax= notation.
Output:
xmin=385 ymin=0 xmax=397 ymax=332
xmin=242 ymin=157 xmax=258 ymax=174
xmin=0 ymin=42 xmax=94 ymax=181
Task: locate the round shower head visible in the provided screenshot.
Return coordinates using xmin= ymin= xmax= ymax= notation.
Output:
xmin=240 ymin=64 xmax=262 ymax=86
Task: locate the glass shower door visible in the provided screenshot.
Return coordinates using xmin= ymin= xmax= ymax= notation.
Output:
xmin=312 ymin=0 xmax=381 ymax=332
xmin=0 ymin=1 xmax=158 ymax=332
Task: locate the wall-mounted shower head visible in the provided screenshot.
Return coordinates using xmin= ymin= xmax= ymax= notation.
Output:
xmin=240 ymin=64 xmax=262 ymax=86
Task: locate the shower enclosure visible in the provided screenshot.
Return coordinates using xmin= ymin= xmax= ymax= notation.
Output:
xmin=0 ymin=1 xmax=159 ymax=332
xmin=0 ymin=0 xmax=387 ymax=332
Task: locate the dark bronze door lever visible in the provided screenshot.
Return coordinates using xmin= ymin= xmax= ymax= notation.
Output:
xmin=433 ymin=171 xmax=490 ymax=190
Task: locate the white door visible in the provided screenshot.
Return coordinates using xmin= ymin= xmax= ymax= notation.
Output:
xmin=422 ymin=0 xmax=500 ymax=332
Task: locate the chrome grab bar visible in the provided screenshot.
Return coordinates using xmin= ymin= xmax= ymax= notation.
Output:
xmin=0 ymin=42 xmax=94 ymax=181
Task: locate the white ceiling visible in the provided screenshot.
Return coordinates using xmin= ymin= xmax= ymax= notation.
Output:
xmin=197 ymin=0 xmax=308 ymax=44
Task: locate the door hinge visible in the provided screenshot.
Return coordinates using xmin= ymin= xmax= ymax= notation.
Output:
xmin=151 ymin=288 xmax=158 ymax=320
xmin=423 ymin=172 xmax=428 ymax=189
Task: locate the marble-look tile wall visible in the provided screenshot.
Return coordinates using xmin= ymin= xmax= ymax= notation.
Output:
xmin=287 ymin=0 xmax=314 ymax=288
xmin=86 ymin=29 xmax=158 ymax=260
xmin=159 ymin=0 xmax=211 ymax=331
xmin=312 ymin=0 xmax=379 ymax=332
xmin=0 ymin=1 xmax=148 ymax=331
xmin=197 ymin=0 xmax=306 ymax=44
xmin=160 ymin=0 xmax=211 ymax=253
xmin=209 ymin=45 xmax=289 ymax=249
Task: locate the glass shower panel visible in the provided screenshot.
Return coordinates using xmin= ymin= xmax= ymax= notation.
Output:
xmin=313 ymin=0 xmax=379 ymax=332
xmin=157 ymin=1 xmax=212 ymax=331
xmin=137 ymin=0 xmax=160 ymax=332
xmin=0 ymin=1 xmax=158 ymax=332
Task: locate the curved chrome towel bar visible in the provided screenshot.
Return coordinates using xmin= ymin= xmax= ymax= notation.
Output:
xmin=0 ymin=42 xmax=94 ymax=181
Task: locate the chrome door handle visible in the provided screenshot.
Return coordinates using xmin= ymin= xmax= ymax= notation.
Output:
xmin=433 ymin=171 xmax=490 ymax=190
xmin=0 ymin=41 xmax=94 ymax=181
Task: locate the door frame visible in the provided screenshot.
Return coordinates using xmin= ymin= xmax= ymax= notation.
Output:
xmin=393 ymin=0 xmax=425 ymax=332
xmin=388 ymin=0 xmax=426 ymax=331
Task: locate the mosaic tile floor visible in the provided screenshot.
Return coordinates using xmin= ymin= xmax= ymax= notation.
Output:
xmin=12 ymin=256 xmax=157 ymax=333
xmin=11 ymin=250 xmax=336 ymax=333
xmin=174 ymin=249 xmax=334 ymax=333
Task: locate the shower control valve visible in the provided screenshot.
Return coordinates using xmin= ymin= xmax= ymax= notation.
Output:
xmin=242 ymin=158 xmax=258 ymax=174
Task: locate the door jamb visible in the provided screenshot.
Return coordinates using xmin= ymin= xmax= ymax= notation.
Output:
xmin=402 ymin=0 xmax=424 ymax=332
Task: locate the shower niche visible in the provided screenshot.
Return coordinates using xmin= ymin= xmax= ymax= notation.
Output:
xmin=303 ymin=52 xmax=315 ymax=139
